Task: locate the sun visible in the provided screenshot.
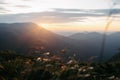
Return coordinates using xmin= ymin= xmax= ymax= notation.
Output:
xmin=38 ymin=23 xmax=49 ymax=29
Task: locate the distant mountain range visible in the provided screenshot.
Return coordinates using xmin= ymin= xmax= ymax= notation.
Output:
xmin=0 ymin=22 xmax=120 ymax=61
xmin=69 ymin=32 xmax=120 ymax=61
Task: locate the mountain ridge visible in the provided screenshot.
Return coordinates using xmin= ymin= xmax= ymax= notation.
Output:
xmin=0 ymin=22 xmax=86 ymax=61
xmin=1 ymin=22 xmax=120 ymax=61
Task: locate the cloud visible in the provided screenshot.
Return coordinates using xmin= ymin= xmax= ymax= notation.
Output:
xmin=0 ymin=10 xmax=99 ymax=23
xmin=93 ymin=9 xmax=120 ymax=14
xmin=0 ymin=1 xmax=9 ymax=13
xmin=0 ymin=8 xmax=120 ymax=23
xmin=0 ymin=1 xmax=7 ymax=4
xmin=53 ymin=8 xmax=85 ymax=12
xmin=53 ymin=8 xmax=120 ymax=15
xmin=0 ymin=7 xmax=5 ymax=10
xmin=0 ymin=12 xmax=87 ymax=23
xmin=0 ymin=7 xmax=10 ymax=13
xmin=22 ymin=0 xmax=32 ymax=1
xmin=113 ymin=0 xmax=120 ymax=5
xmin=14 ymin=5 xmax=31 ymax=8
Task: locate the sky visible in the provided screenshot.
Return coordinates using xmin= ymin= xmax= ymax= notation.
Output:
xmin=0 ymin=0 xmax=120 ymax=35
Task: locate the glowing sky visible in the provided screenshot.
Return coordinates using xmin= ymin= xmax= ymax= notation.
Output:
xmin=0 ymin=0 xmax=120 ymax=35
xmin=0 ymin=0 xmax=111 ymax=14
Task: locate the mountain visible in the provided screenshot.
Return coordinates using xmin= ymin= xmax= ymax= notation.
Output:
xmin=0 ymin=23 xmax=73 ymax=51
xmin=0 ymin=22 xmax=90 ymax=60
xmin=69 ymin=32 xmax=102 ymax=41
xmin=69 ymin=32 xmax=120 ymax=60
xmin=1 ymin=22 xmax=120 ymax=61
